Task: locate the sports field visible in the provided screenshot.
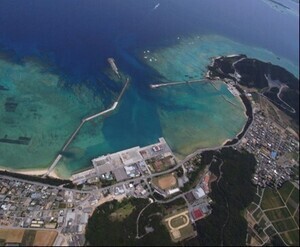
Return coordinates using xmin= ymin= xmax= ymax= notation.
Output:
xmin=170 ymin=215 xmax=188 ymax=228
xmin=153 ymin=174 xmax=177 ymax=190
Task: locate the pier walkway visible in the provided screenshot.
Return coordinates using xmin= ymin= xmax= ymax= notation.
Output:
xmin=44 ymin=78 xmax=130 ymax=177
xmin=150 ymin=79 xmax=205 ymax=89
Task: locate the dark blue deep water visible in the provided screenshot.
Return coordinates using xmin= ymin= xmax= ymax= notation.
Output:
xmin=0 ymin=0 xmax=298 ymax=80
xmin=0 ymin=0 xmax=298 ymax=174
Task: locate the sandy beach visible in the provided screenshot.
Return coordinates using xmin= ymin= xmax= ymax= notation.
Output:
xmin=0 ymin=167 xmax=62 ymax=180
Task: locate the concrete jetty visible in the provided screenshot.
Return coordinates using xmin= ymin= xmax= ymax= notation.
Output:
xmin=84 ymin=102 xmax=118 ymax=122
xmin=44 ymin=77 xmax=130 ymax=177
xmin=108 ymin=58 xmax=120 ymax=78
xmin=150 ymin=79 xmax=205 ymax=89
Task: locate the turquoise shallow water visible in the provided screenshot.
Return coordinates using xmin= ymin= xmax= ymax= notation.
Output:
xmin=0 ymin=34 xmax=298 ymax=178
xmin=55 ymin=34 xmax=298 ymax=178
xmin=0 ymin=55 xmax=104 ymax=171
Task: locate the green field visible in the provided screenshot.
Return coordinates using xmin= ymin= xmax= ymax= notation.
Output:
xmin=286 ymin=196 xmax=298 ymax=215
xmin=256 ymin=182 xmax=299 ymax=246
xmin=252 ymin=208 xmax=263 ymax=221
xmin=265 ymin=226 xmax=276 ymax=237
xmin=258 ymin=216 xmax=268 ymax=229
xmin=109 ymin=202 xmax=134 ymax=221
xmin=261 ymin=188 xmax=284 ymax=210
xmin=178 ymin=224 xmax=195 ymax=241
xmin=294 ymin=208 xmax=299 ymax=228
xmin=253 ymin=194 xmax=260 ymax=204
xmin=170 ymin=215 xmax=188 ymax=228
xmin=289 ymin=188 xmax=299 ymax=206
xmin=280 ymin=229 xmax=299 ymax=246
xmin=248 ymin=203 xmax=258 ymax=213
xmin=21 ymin=230 xmax=36 ymax=246
xmin=278 ymin=182 xmax=294 ymax=203
xmin=272 ymin=218 xmax=298 ymax=233
xmin=265 ymin=208 xmax=291 ymax=221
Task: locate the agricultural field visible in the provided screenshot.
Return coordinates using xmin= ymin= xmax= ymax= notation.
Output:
xmin=272 ymin=218 xmax=298 ymax=232
xmin=252 ymin=207 xmax=264 ymax=221
xmin=33 ymin=231 xmax=58 ymax=246
xmin=261 ymin=184 xmax=299 ymax=245
xmin=0 ymin=229 xmax=57 ymax=246
xmin=0 ymin=229 xmax=24 ymax=244
xmin=261 ymin=188 xmax=284 ymax=210
xmin=264 ymin=207 xmax=291 ymax=221
xmin=21 ymin=230 xmax=36 ymax=246
xmin=280 ymin=229 xmax=300 ymax=246
xmin=247 ymin=182 xmax=299 ymax=246
xmin=278 ymin=181 xmax=294 ymax=202
xmin=248 ymin=202 xmax=258 ymax=214
xmin=287 ymin=187 xmax=299 ymax=214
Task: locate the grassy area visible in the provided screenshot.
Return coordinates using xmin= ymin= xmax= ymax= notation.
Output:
xmin=247 ymin=203 xmax=258 ymax=213
xmin=86 ymin=198 xmax=175 ymax=246
xmin=261 ymin=188 xmax=284 ymax=210
xmin=21 ymin=230 xmax=36 ymax=246
xmin=254 ymin=182 xmax=300 ymax=246
xmin=272 ymin=218 xmax=298 ymax=233
xmin=286 ymin=196 xmax=299 ymax=215
xmin=258 ymin=216 xmax=268 ymax=229
xmin=278 ymin=181 xmax=294 ymax=203
xmin=264 ymin=225 xmax=276 ymax=237
xmin=264 ymin=208 xmax=291 ymax=221
xmin=0 ymin=239 xmax=5 ymax=246
xmin=252 ymin=208 xmax=263 ymax=222
xmin=177 ymin=224 xmax=195 ymax=241
xmin=294 ymin=208 xmax=299 ymax=228
xmin=170 ymin=215 xmax=188 ymax=228
xmin=110 ymin=202 xmax=134 ymax=221
xmin=280 ymin=229 xmax=300 ymax=246
xmin=253 ymin=194 xmax=260 ymax=204
xmin=289 ymin=187 xmax=299 ymax=205
xmin=58 ymin=202 xmax=67 ymax=209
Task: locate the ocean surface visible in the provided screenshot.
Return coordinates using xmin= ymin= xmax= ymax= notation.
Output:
xmin=0 ymin=0 xmax=298 ymax=177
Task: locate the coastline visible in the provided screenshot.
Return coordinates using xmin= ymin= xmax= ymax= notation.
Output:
xmin=0 ymin=167 xmax=61 ymax=179
xmin=206 ymin=55 xmax=254 ymax=147
xmin=0 ymin=55 xmax=253 ymax=181
xmin=224 ymin=86 xmax=253 ymax=146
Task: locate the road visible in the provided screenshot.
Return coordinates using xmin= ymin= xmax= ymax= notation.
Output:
xmin=135 ymin=200 xmax=153 ymax=239
xmin=0 ymin=174 xmax=92 ymax=194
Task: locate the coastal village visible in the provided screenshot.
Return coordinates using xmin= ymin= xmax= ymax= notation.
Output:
xmin=0 ymin=55 xmax=298 ymax=246
xmin=0 ymin=137 xmax=214 ymax=246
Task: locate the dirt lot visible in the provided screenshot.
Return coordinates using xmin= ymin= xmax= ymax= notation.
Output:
xmin=33 ymin=230 xmax=58 ymax=246
xmin=0 ymin=229 xmax=25 ymax=243
xmin=154 ymin=174 xmax=177 ymax=190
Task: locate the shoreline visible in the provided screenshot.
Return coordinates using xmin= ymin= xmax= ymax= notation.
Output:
xmin=205 ymin=55 xmax=254 ymax=147
xmin=223 ymin=85 xmax=253 ymax=146
xmin=0 ymin=55 xmax=253 ymax=181
xmin=0 ymin=167 xmax=61 ymax=179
